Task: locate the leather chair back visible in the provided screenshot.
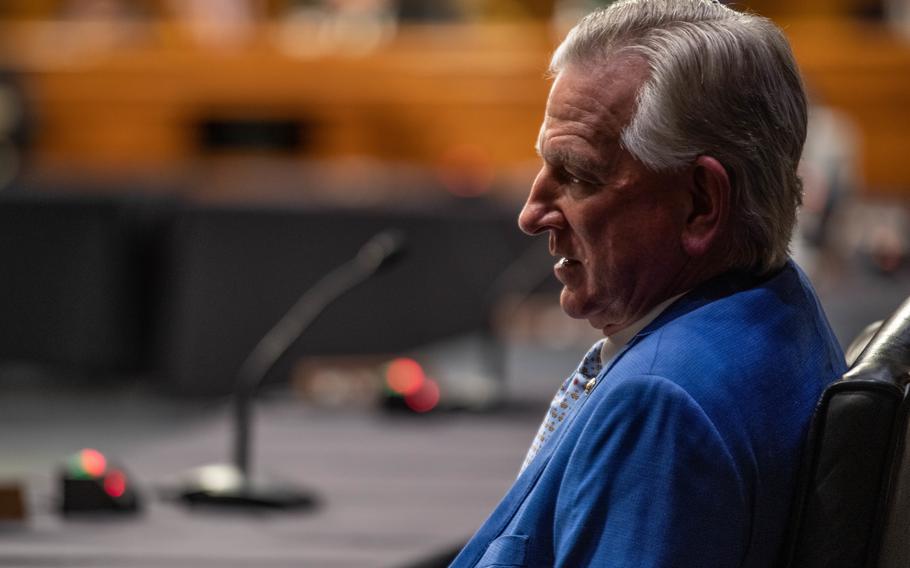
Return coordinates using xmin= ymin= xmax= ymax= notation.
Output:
xmin=780 ymin=296 xmax=910 ymax=567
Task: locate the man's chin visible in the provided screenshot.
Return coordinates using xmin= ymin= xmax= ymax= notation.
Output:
xmin=559 ymin=289 xmax=619 ymax=333
xmin=559 ymin=289 xmax=596 ymax=322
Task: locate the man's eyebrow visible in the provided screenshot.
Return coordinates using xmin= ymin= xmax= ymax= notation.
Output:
xmin=539 ymin=145 xmax=600 ymax=174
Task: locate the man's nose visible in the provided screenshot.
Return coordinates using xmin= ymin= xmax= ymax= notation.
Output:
xmin=518 ymin=169 xmax=563 ymax=236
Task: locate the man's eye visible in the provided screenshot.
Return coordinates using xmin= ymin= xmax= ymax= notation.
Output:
xmin=558 ymin=168 xmax=586 ymax=186
xmin=564 ymin=172 xmax=596 ymax=195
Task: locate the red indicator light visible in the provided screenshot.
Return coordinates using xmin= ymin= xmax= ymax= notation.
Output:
xmin=80 ymin=449 xmax=107 ymax=478
xmin=103 ymin=469 xmax=127 ymax=498
xmin=385 ymin=358 xmax=425 ymax=396
xmin=405 ymin=378 xmax=440 ymax=413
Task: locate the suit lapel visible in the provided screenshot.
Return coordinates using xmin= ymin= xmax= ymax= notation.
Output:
xmin=457 ymin=334 xmax=649 ymax=566
xmin=456 ymin=266 xmax=778 ymax=566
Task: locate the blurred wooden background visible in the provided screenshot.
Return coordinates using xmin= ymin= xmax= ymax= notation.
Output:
xmin=0 ymin=1 xmax=907 ymax=198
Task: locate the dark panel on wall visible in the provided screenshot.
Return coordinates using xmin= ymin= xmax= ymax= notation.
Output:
xmin=158 ymin=200 xmax=541 ymax=395
xmin=0 ymin=193 xmax=172 ymax=372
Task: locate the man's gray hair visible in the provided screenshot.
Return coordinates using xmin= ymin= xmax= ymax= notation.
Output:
xmin=551 ymin=0 xmax=808 ymax=274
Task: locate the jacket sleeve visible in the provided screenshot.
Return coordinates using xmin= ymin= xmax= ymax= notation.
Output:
xmin=553 ymin=374 xmax=750 ymax=568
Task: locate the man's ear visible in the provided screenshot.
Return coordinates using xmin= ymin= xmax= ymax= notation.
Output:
xmin=682 ymin=155 xmax=731 ymax=257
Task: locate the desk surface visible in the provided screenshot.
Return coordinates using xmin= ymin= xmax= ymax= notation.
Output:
xmin=0 ymin=369 xmax=550 ymax=568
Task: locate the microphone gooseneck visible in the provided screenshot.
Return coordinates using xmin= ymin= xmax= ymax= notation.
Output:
xmin=233 ymin=230 xmax=406 ymax=478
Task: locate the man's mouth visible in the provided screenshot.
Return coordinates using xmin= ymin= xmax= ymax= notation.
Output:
xmin=556 ymin=257 xmax=581 ymax=268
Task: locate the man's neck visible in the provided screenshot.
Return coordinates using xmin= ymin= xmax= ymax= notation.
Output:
xmin=600 ymin=292 xmax=685 ymax=365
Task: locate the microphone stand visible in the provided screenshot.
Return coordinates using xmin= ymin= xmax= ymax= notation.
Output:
xmin=177 ymin=231 xmax=405 ymax=508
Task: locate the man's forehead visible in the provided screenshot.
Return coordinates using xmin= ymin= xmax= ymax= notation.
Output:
xmin=542 ymin=54 xmax=650 ymax=139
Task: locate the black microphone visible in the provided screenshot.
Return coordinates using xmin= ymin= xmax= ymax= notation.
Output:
xmin=354 ymin=229 xmax=406 ymax=273
xmin=177 ymin=230 xmax=406 ymax=508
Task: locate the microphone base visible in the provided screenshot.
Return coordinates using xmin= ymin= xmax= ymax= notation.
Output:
xmin=176 ymin=464 xmax=319 ymax=510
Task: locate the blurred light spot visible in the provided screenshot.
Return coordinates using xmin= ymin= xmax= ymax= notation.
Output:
xmin=405 ymin=378 xmax=440 ymax=413
xmin=103 ymin=470 xmax=126 ymax=498
xmin=385 ymin=357 xmax=425 ymax=396
xmin=192 ymin=464 xmax=243 ymax=493
xmin=80 ymin=449 xmax=107 ymax=478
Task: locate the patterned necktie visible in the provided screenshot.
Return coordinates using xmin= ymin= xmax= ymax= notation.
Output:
xmin=519 ymin=340 xmax=606 ymax=474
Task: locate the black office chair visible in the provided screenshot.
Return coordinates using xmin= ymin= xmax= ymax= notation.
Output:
xmin=780 ymin=296 xmax=910 ymax=568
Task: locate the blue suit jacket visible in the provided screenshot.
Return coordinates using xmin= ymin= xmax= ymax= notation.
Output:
xmin=452 ymin=261 xmax=846 ymax=568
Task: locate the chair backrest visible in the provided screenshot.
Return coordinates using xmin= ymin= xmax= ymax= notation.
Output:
xmin=780 ymin=296 xmax=910 ymax=568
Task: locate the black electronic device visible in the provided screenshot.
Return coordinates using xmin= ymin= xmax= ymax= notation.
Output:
xmin=60 ymin=448 xmax=139 ymax=514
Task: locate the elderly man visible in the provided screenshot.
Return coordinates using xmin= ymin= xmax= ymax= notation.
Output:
xmin=451 ymin=1 xmax=846 ymax=566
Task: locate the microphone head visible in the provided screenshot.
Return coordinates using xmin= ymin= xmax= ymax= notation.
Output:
xmin=356 ymin=229 xmax=407 ymax=273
